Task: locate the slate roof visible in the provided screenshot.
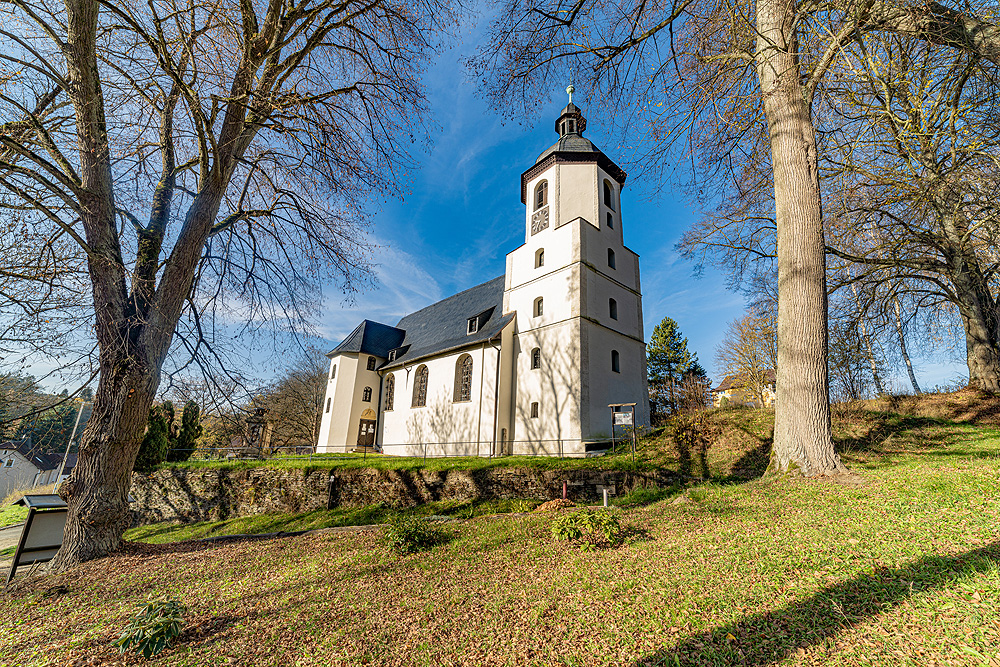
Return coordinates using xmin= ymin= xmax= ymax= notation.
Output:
xmin=0 ymin=439 xmax=77 ymax=471
xmin=382 ymin=275 xmax=511 ymax=370
xmin=535 ymin=134 xmax=603 ymax=164
xmin=328 ymin=320 xmax=406 ymax=358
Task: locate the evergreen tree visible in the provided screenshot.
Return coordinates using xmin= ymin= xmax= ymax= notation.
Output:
xmin=647 ymin=317 xmax=705 ymax=414
xmin=167 ymin=401 xmax=202 ymax=463
xmin=134 ymin=407 xmax=169 ymax=473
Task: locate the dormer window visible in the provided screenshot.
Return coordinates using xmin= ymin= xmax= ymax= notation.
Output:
xmin=468 ymin=317 xmax=479 ymax=335
xmin=534 ymin=180 xmax=548 ymax=210
xmin=388 ymin=349 xmax=397 ymax=362
xmin=467 ymin=307 xmax=494 ymax=335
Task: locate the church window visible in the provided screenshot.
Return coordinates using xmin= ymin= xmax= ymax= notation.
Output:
xmin=603 ymin=180 xmax=615 ymax=211
xmin=530 ymin=402 xmax=539 ymax=418
xmin=325 ymin=397 xmax=331 ymax=413
xmin=608 ymin=248 xmax=616 ymax=269
xmin=609 ymin=298 xmax=618 ymax=320
xmin=454 ymin=354 xmax=473 ymax=402
xmin=534 ymin=297 xmax=543 ymax=317
xmin=612 ymin=350 xmax=621 ymax=373
xmin=362 ymin=386 xmax=372 ymax=402
xmin=535 ymin=248 xmax=544 ymax=268
xmin=367 ymin=356 xmax=376 ymax=371
xmin=385 ymin=374 xmax=395 ymax=411
xmin=606 ymin=212 xmax=613 ymax=229
xmin=531 ymin=347 xmax=541 ymax=369
xmin=412 ymin=365 xmax=429 ymax=407
xmin=534 ymin=180 xmax=548 ymax=210
xmin=468 ymin=317 xmax=479 ymax=335
xmin=330 ymin=364 xmax=336 ymax=380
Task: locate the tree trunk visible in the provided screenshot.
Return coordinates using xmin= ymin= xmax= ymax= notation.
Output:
xmin=51 ymin=361 xmax=157 ymax=567
xmin=756 ymin=0 xmax=845 ymax=475
xmin=851 ymin=284 xmax=886 ymax=395
xmin=892 ymin=297 xmax=921 ymax=394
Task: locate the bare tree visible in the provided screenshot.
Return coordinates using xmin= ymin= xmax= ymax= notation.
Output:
xmin=471 ymin=0 xmax=1000 ymax=477
xmin=0 ymin=0 xmax=461 ymax=567
xmin=715 ymin=312 xmax=777 ymax=408
xmin=261 ymin=349 xmax=326 ymax=452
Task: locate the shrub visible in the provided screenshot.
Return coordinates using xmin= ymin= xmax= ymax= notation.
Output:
xmin=382 ymin=515 xmax=445 ymax=554
xmin=551 ymin=509 xmax=625 ymax=550
xmin=134 ymin=407 xmax=169 ymax=472
xmin=114 ymin=598 xmax=187 ymax=659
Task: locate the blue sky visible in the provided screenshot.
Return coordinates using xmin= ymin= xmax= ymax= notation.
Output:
xmin=313 ymin=14 xmax=966 ymax=391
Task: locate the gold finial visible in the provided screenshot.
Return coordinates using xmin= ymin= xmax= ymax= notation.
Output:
xmin=566 ymin=84 xmax=574 ymax=104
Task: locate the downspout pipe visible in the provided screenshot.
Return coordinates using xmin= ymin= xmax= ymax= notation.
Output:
xmin=491 ymin=337 xmax=502 ymax=456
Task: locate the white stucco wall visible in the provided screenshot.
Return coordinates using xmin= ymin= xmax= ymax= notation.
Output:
xmin=0 ymin=450 xmax=40 ymax=499
xmin=379 ymin=342 xmax=503 ymax=457
xmin=317 ymin=353 xmax=383 ymax=453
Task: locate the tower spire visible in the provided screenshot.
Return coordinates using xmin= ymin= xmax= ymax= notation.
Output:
xmin=567 ymin=84 xmax=574 ymax=104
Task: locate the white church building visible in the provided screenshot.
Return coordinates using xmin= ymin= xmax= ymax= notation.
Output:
xmin=316 ymin=97 xmax=650 ymax=457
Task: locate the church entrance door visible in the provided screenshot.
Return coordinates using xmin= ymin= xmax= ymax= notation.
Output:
xmin=357 ymin=420 xmax=376 ymax=447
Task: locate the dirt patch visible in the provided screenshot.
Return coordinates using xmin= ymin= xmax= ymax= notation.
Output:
xmin=535 ymin=499 xmax=576 ymax=512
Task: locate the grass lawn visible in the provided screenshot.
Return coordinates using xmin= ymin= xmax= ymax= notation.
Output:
xmin=0 ymin=504 xmax=27 ymax=529
xmin=2 ymin=400 xmax=1000 ymax=666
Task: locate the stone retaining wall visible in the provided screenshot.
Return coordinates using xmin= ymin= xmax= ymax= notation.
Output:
xmin=130 ymin=465 xmax=681 ymax=526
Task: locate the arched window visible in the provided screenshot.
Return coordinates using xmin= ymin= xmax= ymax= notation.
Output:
xmin=611 ymin=350 xmax=620 ymax=373
xmin=535 ymin=248 xmax=545 ymax=268
xmin=454 ymin=354 xmax=473 ymax=402
xmin=367 ymin=356 xmax=376 ymax=371
xmin=412 ymin=365 xmax=428 ymax=407
xmin=362 ymin=386 xmax=372 ymax=402
xmin=609 ymin=298 xmax=618 ymax=320
xmin=534 ymin=297 xmax=544 ymax=317
xmin=531 ymin=347 xmax=541 ymax=370
xmin=385 ymin=373 xmax=395 ymax=411
xmin=330 ymin=364 xmax=337 ymax=380
xmin=603 ymin=180 xmax=615 ymax=210
xmin=530 ymin=402 xmax=539 ymax=418
xmin=608 ymin=248 xmax=616 ymax=269
xmin=326 ymin=397 xmax=331 ymax=413
xmin=534 ymin=180 xmax=548 ymax=210
xmin=606 ymin=212 xmax=613 ymax=229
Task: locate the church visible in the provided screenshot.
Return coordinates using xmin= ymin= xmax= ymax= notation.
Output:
xmin=316 ymin=94 xmax=650 ymax=457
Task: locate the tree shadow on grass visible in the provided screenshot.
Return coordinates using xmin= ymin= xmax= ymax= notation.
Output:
xmin=631 ymin=540 xmax=1000 ymax=666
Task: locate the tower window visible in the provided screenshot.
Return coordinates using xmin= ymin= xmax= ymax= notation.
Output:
xmin=609 ymin=298 xmax=618 ymax=320
xmin=612 ymin=350 xmax=620 ymax=373
xmin=455 ymin=354 xmax=474 ymax=402
xmin=326 ymin=397 xmax=331 ymax=413
xmin=385 ymin=373 xmax=395 ymax=411
xmin=535 ymin=248 xmax=544 ymax=268
xmin=530 ymin=402 xmax=539 ymax=418
xmin=367 ymin=356 xmax=376 ymax=371
xmin=330 ymin=364 xmax=336 ymax=380
xmin=412 ymin=365 xmax=429 ymax=407
xmin=534 ymin=180 xmax=548 ymax=210
xmin=608 ymin=248 xmax=616 ymax=269
xmin=603 ymin=180 xmax=615 ymax=211
xmin=362 ymin=386 xmax=372 ymax=402
xmin=534 ymin=297 xmax=544 ymax=317
xmin=606 ymin=212 xmax=613 ymax=229
xmin=531 ymin=347 xmax=541 ymax=369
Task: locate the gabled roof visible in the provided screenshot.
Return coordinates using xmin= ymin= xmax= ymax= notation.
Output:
xmin=328 ymin=320 xmax=406 ymax=359
xmin=382 ymin=276 xmax=510 ymax=370
xmin=0 ymin=439 xmax=76 ymax=472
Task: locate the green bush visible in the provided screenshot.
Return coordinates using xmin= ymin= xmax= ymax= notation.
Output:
xmin=134 ymin=407 xmax=169 ymax=473
xmin=114 ymin=598 xmax=186 ymax=659
xmin=382 ymin=515 xmax=445 ymax=554
xmin=551 ymin=509 xmax=625 ymax=550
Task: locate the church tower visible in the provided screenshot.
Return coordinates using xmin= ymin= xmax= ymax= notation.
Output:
xmin=501 ymin=90 xmax=650 ymax=454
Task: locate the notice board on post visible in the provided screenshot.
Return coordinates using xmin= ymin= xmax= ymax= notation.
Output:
xmin=5 ymin=494 xmax=68 ymax=585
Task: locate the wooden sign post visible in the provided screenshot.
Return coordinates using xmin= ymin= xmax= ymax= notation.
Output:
xmin=5 ymin=494 xmax=68 ymax=585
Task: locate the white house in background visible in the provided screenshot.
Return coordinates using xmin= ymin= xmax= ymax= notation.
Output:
xmin=317 ymin=98 xmax=650 ymax=457
xmin=0 ymin=439 xmax=76 ymax=498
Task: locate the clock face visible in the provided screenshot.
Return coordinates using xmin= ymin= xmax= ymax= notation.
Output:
xmin=531 ymin=208 xmax=549 ymax=235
